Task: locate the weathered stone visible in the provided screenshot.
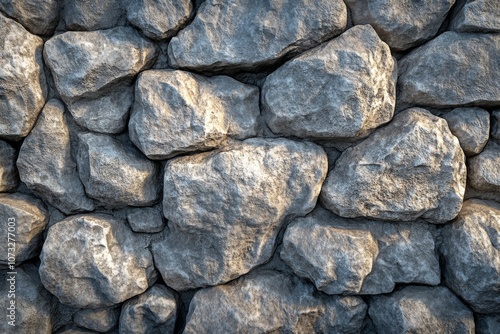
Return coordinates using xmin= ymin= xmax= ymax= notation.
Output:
xmin=126 ymin=0 xmax=192 ymax=40
xmin=0 ymin=140 xmax=18 ymax=192
xmin=127 ymin=206 xmax=164 ymax=233
xmin=262 ymin=25 xmax=396 ymax=140
xmin=0 ymin=0 xmax=59 ymax=35
xmin=0 ymin=14 xmax=46 ymax=140
xmin=17 ymin=99 xmax=95 ymax=214
xmin=167 ymin=0 xmax=347 ymax=72
xmin=369 ymin=286 xmax=474 ymax=334
xmin=492 ymin=110 xmax=500 ymax=140
xmin=398 ymin=32 xmax=500 ymax=109
xmin=76 ymin=132 xmax=160 ymax=208
xmin=184 ymin=270 xmax=366 ymax=334
xmin=440 ymin=199 xmax=500 ymax=313
xmin=152 ymin=138 xmax=327 ymax=290
xmin=130 ymin=70 xmax=259 ymax=159
xmin=468 ymin=142 xmax=500 ymax=192
xmin=476 ymin=314 xmax=500 ymax=334
xmin=39 ymin=214 xmax=156 ymax=309
xmin=321 ymin=108 xmax=466 ymax=223
xmin=74 ymin=307 xmax=119 ymax=333
xmin=119 ymin=285 xmax=177 ymax=334
xmin=63 ymin=0 xmax=126 ymax=31
xmin=345 ymin=0 xmax=455 ymax=51
xmin=0 ymin=193 xmax=48 ymax=266
xmin=281 ymin=207 xmax=440 ymax=295
xmin=450 ymin=0 xmax=500 ymax=33
xmin=442 ymin=107 xmax=489 ymax=156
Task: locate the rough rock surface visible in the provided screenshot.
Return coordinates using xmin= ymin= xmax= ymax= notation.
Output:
xmin=492 ymin=110 xmax=500 ymax=140
xmin=0 ymin=0 xmax=59 ymax=35
xmin=0 ymin=193 xmax=48 ymax=266
xmin=127 ymin=206 xmax=164 ymax=233
xmin=441 ymin=107 xmax=489 ymax=156
xmin=63 ymin=0 xmax=126 ymax=31
xmin=0 ymin=140 xmax=18 ymax=192
xmin=126 ymin=0 xmax=193 ymax=40
xmin=17 ymin=99 xmax=95 ymax=214
xmin=450 ymin=0 xmax=500 ymax=33
xmin=281 ymin=207 xmax=440 ymax=295
xmin=152 ymin=138 xmax=327 ymax=290
xmin=440 ymin=199 xmax=500 ymax=313
xmin=183 ymin=270 xmax=367 ymax=334
xmin=321 ymin=108 xmax=466 ymax=223
xmin=167 ymin=0 xmax=347 ymax=72
xmin=345 ymin=0 xmax=455 ymax=51
xmin=262 ymin=25 xmax=396 ymax=140
xmin=369 ymin=286 xmax=474 ymax=334
xmin=467 ymin=142 xmax=500 ymax=192
xmin=0 ymin=14 xmax=46 ymax=140
xmin=129 ymin=70 xmax=260 ymax=159
xmin=76 ymin=132 xmax=160 ymax=208
xmin=74 ymin=307 xmax=119 ymax=333
xmin=476 ymin=314 xmax=500 ymax=334
xmin=397 ymin=32 xmax=500 ymax=109
xmin=119 ymin=285 xmax=177 ymax=334
xmin=39 ymin=214 xmax=156 ymax=309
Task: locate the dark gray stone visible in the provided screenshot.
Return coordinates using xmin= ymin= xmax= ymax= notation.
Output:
xmin=74 ymin=307 xmax=119 ymax=333
xmin=476 ymin=314 xmax=500 ymax=334
xmin=127 ymin=206 xmax=165 ymax=233
xmin=63 ymin=0 xmax=126 ymax=31
xmin=0 ymin=140 xmax=18 ymax=192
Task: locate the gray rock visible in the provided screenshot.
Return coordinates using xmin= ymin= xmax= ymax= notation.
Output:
xmin=119 ymin=285 xmax=177 ymax=334
xmin=127 ymin=206 xmax=165 ymax=233
xmin=152 ymin=138 xmax=327 ymax=290
xmin=468 ymin=142 xmax=500 ymax=192
xmin=441 ymin=107 xmax=489 ymax=156
xmin=492 ymin=110 xmax=500 ymax=140
xmin=0 ymin=193 xmax=48 ymax=266
xmin=262 ymin=25 xmax=396 ymax=140
xmin=397 ymin=32 xmax=500 ymax=109
xmin=450 ymin=0 xmax=500 ymax=33
xmin=281 ymin=207 xmax=440 ymax=295
xmin=17 ymin=99 xmax=95 ymax=214
xmin=0 ymin=14 xmax=47 ymax=141
xmin=167 ymin=0 xmax=347 ymax=72
xmin=76 ymin=132 xmax=160 ymax=208
xmin=345 ymin=0 xmax=455 ymax=51
xmin=39 ymin=214 xmax=157 ymax=309
xmin=369 ymin=286 xmax=474 ymax=334
xmin=129 ymin=69 xmax=260 ymax=160
xmin=440 ymin=199 xmax=500 ymax=313
xmin=0 ymin=0 xmax=59 ymax=35
xmin=74 ymin=307 xmax=119 ymax=333
xmin=476 ymin=314 xmax=500 ymax=334
xmin=0 ymin=140 xmax=18 ymax=192
xmin=321 ymin=108 xmax=466 ymax=223
xmin=183 ymin=270 xmax=367 ymax=334
xmin=126 ymin=0 xmax=193 ymax=40
xmin=63 ymin=0 xmax=126 ymax=31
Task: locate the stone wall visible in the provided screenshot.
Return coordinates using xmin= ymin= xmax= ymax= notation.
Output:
xmin=0 ymin=0 xmax=499 ymax=333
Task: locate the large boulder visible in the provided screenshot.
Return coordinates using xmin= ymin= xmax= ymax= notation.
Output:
xmin=321 ymin=108 xmax=466 ymax=223
xmin=167 ymin=0 xmax=347 ymax=72
xmin=467 ymin=142 xmax=500 ymax=193
xmin=450 ymin=0 xmax=500 ymax=33
xmin=152 ymin=138 xmax=328 ymax=290
xmin=129 ymin=70 xmax=260 ymax=160
xmin=62 ymin=0 xmax=126 ymax=31
xmin=0 ymin=14 xmax=46 ymax=140
xmin=39 ymin=214 xmax=157 ymax=309
xmin=262 ymin=25 xmax=396 ymax=140
xmin=0 ymin=0 xmax=59 ymax=35
xmin=0 ymin=140 xmax=18 ymax=192
xmin=183 ymin=270 xmax=367 ymax=334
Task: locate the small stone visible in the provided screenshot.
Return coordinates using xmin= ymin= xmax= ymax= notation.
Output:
xmin=0 ymin=140 xmax=19 ymax=192
xmin=183 ymin=270 xmax=367 ymax=334
xmin=321 ymin=108 xmax=466 ymax=223
xmin=119 ymin=285 xmax=177 ymax=334
xmin=74 ymin=307 xmax=119 ymax=333
xmin=468 ymin=142 xmax=500 ymax=192
xmin=76 ymin=132 xmax=160 ymax=208
xmin=262 ymin=25 xmax=396 ymax=140
xmin=0 ymin=0 xmax=59 ymax=35
xmin=492 ymin=110 xmax=500 ymax=140
xmin=63 ymin=0 xmax=126 ymax=31
xmin=369 ymin=286 xmax=474 ymax=334
xmin=450 ymin=0 xmax=500 ymax=33
xmin=127 ymin=206 xmax=165 ymax=233
xmin=441 ymin=107 xmax=489 ymax=156
xmin=476 ymin=314 xmax=500 ymax=334
xmin=39 ymin=214 xmax=156 ymax=309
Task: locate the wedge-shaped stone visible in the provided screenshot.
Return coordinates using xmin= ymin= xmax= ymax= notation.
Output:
xmin=0 ymin=140 xmax=18 ymax=192
xmin=450 ymin=0 xmax=500 ymax=33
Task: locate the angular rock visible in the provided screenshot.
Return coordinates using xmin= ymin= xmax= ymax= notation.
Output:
xmin=167 ymin=0 xmax=347 ymax=72
xmin=74 ymin=307 xmax=119 ymax=333
xmin=0 ymin=140 xmax=18 ymax=192
xmin=321 ymin=108 xmax=466 ymax=223
xmin=126 ymin=0 xmax=193 ymax=40
xmin=119 ymin=285 xmax=177 ymax=334
xmin=476 ymin=314 xmax=500 ymax=334
xmin=450 ymin=0 xmax=500 ymax=33
xmin=39 ymin=214 xmax=156 ymax=309
xmin=0 ymin=14 xmax=46 ymax=140
xmin=129 ymin=70 xmax=260 ymax=159
xmin=440 ymin=199 xmax=500 ymax=313
xmin=345 ymin=0 xmax=455 ymax=51
xmin=183 ymin=270 xmax=367 ymax=334
xmin=127 ymin=206 xmax=165 ymax=233
xmin=0 ymin=0 xmax=59 ymax=35
xmin=0 ymin=193 xmax=48 ymax=266
xmin=369 ymin=286 xmax=474 ymax=334
xmin=262 ymin=25 xmax=396 ymax=140
xmin=442 ymin=107 xmax=489 ymax=156
xmin=281 ymin=207 xmax=440 ymax=295
xmin=468 ymin=142 xmax=500 ymax=192
xmin=17 ymin=99 xmax=95 ymax=214
xmin=492 ymin=110 xmax=500 ymax=140
xmin=398 ymin=32 xmax=500 ymax=109
xmin=63 ymin=0 xmax=126 ymax=31
xmin=152 ymin=138 xmax=327 ymax=290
